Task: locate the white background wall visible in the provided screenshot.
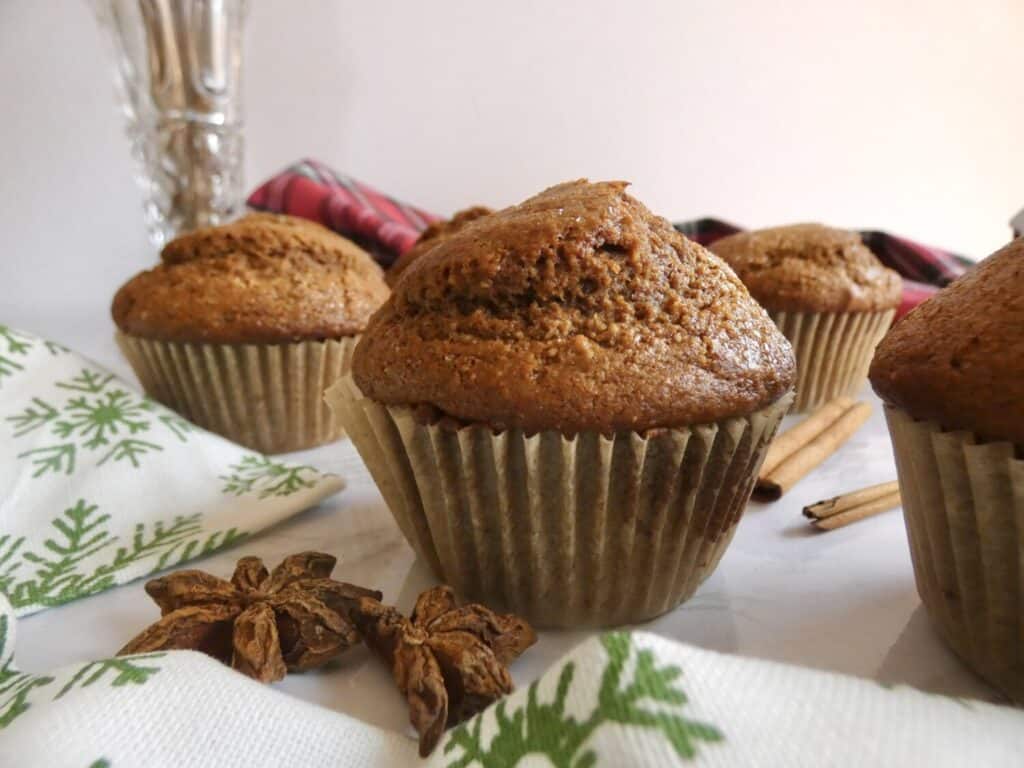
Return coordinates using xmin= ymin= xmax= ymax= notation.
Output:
xmin=2 ymin=1 xmax=1022 ymax=325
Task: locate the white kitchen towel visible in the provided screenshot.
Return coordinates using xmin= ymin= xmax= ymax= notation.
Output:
xmin=0 ymin=324 xmax=343 ymax=616
xmin=1 ymin=593 xmax=1021 ymax=767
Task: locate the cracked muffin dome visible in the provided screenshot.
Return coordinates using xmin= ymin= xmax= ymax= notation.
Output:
xmin=388 ymin=206 xmax=493 ymax=287
xmin=352 ymin=179 xmax=796 ymax=434
xmin=710 ymin=223 xmax=902 ymax=313
xmin=870 ymin=237 xmax=1024 ymax=445
xmin=112 ymin=213 xmax=389 ymax=344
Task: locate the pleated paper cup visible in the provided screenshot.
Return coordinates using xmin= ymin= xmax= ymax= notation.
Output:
xmin=117 ymin=332 xmax=358 ymax=454
xmin=772 ymin=309 xmax=894 ymax=413
xmin=885 ymin=405 xmax=1024 ymax=702
xmin=326 ymin=375 xmax=792 ymax=628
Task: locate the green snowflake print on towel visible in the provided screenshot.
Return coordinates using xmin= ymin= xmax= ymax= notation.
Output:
xmin=0 ymin=499 xmax=246 ymax=611
xmin=0 ymin=326 xmax=32 ymax=385
xmin=6 ymin=367 xmax=192 ymax=478
xmin=220 ymin=454 xmax=323 ymax=499
xmin=0 ymin=611 xmax=164 ymax=730
xmin=0 ymin=326 xmax=67 ymax=388
xmin=445 ymin=633 xmax=723 ymax=768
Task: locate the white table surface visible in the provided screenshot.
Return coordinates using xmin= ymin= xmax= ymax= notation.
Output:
xmin=5 ymin=301 xmax=1004 ymax=745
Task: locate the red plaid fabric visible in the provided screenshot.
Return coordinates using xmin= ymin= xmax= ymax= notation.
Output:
xmin=675 ymin=218 xmax=973 ymax=319
xmin=247 ymin=159 xmax=438 ymax=267
xmin=249 ymin=162 xmax=972 ymax=319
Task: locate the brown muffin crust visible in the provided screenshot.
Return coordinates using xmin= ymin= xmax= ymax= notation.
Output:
xmin=387 ymin=206 xmax=493 ymax=287
xmin=710 ymin=223 xmax=902 ymax=313
xmin=870 ymin=238 xmax=1024 ymax=445
xmin=112 ymin=214 xmax=389 ymax=344
xmin=353 ymin=180 xmax=796 ymax=435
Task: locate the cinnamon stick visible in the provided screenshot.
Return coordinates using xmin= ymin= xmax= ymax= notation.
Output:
xmin=811 ymin=491 xmax=902 ymax=530
xmin=754 ymin=400 xmax=872 ymax=500
xmin=803 ymin=480 xmax=900 ymax=520
xmin=759 ymin=396 xmax=855 ymax=477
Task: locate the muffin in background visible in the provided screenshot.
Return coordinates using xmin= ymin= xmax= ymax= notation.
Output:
xmin=387 ymin=205 xmax=492 ymax=286
xmin=113 ymin=213 xmax=389 ymax=453
xmin=712 ymin=223 xmax=901 ymax=412
xmin=870 ymin=237 xmax=1024 ymax=703
xmin=327 ymin=179 xmax=795 ymax=628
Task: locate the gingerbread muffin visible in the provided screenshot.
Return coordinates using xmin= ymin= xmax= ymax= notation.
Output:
xmin=712 ymin=224 xmax=901 ymax=412
xmin=113 ymin=213 xmax=389 ymax=453
xmin=387 ymin=205 xmax=492 ymax=286
xmin=327 ymin=180 xmax=796 ymax=627
xmin=870 ymin=237 xmax=1024 ymax=702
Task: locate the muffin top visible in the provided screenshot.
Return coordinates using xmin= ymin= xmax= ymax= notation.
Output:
xmin=353 ymin=180 xmax=796 ymax=434
xmin=870 ymin=237 xmax=1024 ymax=445
xmin=710 ymin=223 xmax=902 ymax=313
xmin=112 ymin=213 xmax=389 ymax=344
xmin=387 ymin=206 xmax=493 ymax=287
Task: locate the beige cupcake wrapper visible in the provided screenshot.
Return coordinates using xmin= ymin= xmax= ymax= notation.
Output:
xmin=117 ymin=332 xmax=358 ymax=455
xmin=885 ymin=406 xmax=1024 ymax=702
xmin=772 ymin=309 xmax=894 ymax=413
xmin=326 ymin=376 xmax=792 ymax=628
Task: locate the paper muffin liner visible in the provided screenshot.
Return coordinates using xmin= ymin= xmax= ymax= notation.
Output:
xmin=117 ymin=332 xmax=358 ymax=454
xmin=772 ymin=309 xmax=894 ymax=413
xmin=885 ymin=406 xmax=1024 ymax=702
xmin=326 ymin=376 xmax=792 ymax=628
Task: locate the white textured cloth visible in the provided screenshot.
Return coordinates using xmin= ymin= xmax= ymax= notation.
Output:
xmin=0 ymin=325 xmax=343 ymax=616
xmin=1 ymin=592 xmax=1022 ymax=767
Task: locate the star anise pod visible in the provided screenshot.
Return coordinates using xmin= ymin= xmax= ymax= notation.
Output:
xmin=351 ymin=585 xmax=537 ymax=756
xmin=118 ymin=551 xmax=381 ymax=682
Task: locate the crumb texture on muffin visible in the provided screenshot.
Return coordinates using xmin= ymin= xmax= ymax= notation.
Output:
xmin=353 ymin=179 xmax=796 ymax=434
xmin=387 ymin=206 xmax=493 ymax=286
xmin=710 ymin=223 xmax=902 ymax=313
xmin=112 ymin=213 xmax=389 ymax=344
xmin=870 ymin=237 xmax=1024 ymax=444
